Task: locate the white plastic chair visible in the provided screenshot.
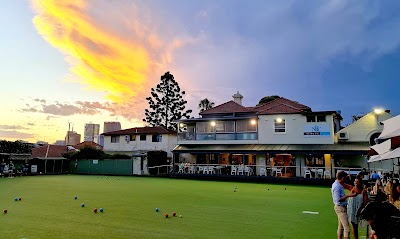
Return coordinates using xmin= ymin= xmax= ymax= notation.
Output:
xmin=316 ymin=169 xmax=324 ymax=178
xmin=231 ymin=166 xmax=237 ymax=175
xmin=259 ymin=168 xmax=267 ymax=176
xmin=323 ymin=170 xmax=331 ymax=179
xmin=188 ymin=166 xmax=196 ymax=174
xmin=178 ymin=164 xmax=185 ymax=174
xmin=304 ymin=168 xmax=312 ymax=178
xmin=244 ymin=166 xmax=252 ymax=176
xmin=203 ymin=166 xmax=210 ymax=174
xmin=208 ymin=166 xmax=215 ymax=174
xmin=237 ymin=166 xmax=244 ymax=175
xmin=273 ymin=167 xmax=282 ymax=177
xmin=197 ymin=166 xmax=204 ymax=174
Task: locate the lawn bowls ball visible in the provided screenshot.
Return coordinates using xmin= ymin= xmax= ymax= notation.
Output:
xmin=94 ymin=208 xmax=98 ymax=213
xmin=15 ymin=198 xmax=18 ymax=201
xmin=172 ymin=212 xmax=176 ymax=217
xmin=100 ymin=208 xmax=104 ymax=212
xmin=165 ymin=213 xmax=168 ymax=218
xmin=81 ymin=203 xmax=85 ymax=207
xmin=19 ymin=197 xmax=22 ymax=201
xmin=179 ymin=215 xmax=182 ymax=218
xmin=74 ymin=196 xmax=78 ymax=200
xmin=3 ymin=209 xmax=7 ymax=214
xmin=155 ymin=208 xmax=159 ymax=212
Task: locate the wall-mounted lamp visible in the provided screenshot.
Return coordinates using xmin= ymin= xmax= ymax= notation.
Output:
xmin=276 ymin=118 xmax=283 ymax=123
xmin=373 ymin=108 xmax=383 ymax=115
xmin=179 ymin=123 xmax=185 ymax=128
xmin=250 ymin=119 xmax=257 ymax=125
xmin=210 ymin=121 xmax=216 ymax=127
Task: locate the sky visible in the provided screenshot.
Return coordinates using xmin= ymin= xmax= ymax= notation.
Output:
xmin=0 ymin=0 xmax=399 ymax=144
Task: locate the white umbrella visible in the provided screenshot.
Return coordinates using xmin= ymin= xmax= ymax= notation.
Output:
xmin=379 ymin=115 xmax=400 ymax=139
xmin=368 ymin=155 xmax=382 ymax=163
xmin=380 ymin=147 xmax=400 ymax=160
xmin=371 ymin=139 xmax=392 ymax=155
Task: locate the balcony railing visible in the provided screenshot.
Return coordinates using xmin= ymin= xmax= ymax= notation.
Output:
xmin=178 ymin=132 xmax=257 ymax=141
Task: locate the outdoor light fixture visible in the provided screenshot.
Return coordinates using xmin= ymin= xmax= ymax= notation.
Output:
xmin=250 ymin=119 xmax=257 ymax=125
xmin=179 ymin=123 xmax=184 ymax=128
xmin=210 ymin=121 xmax=216 ymax=126
xmin=276 ymin=118 xmax=283 ymax=123
xmin=374 ymin=108 xmax=383 ymax=115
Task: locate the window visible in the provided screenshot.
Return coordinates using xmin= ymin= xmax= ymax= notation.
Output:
xmin=215 ymin=121 xmax=235 ymax=132
xmin=129 ymin=135 xmax=136 ymax=141
xmin=274 ymin=119 xmax=286 ymax=133
xmin=307 ymin=115 xmax=327 ymax=122
xmin=111 ymin=136 xmax=120 ymax=143
xmin=196 ymin=122 xmax=214 ymax=133
xmin=317 ymin=115 xmax=326 ymax=122
xmin=140 ymin=135 xmax=146 ymax=141
xmin=306 ymin=116 xmax=315 ymax=122
xmin=152 ymin=134 xmax=162 ymax=142
xmin=236 ymin=120 xmax=257 ymax=132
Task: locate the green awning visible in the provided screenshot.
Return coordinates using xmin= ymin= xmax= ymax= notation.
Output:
xmin=173 ymin=142 xmax=370 ymax=155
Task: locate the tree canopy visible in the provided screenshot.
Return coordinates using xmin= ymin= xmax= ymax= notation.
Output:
xmin=143 ymin=72 xmax=192 ymax=131
xmin=257 ymin=95 xmax=281 ymax=106
xmin=198 ymin=98 xmax=215 ymax=113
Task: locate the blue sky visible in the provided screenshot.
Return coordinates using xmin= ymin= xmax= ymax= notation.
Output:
xmin=0 ymin=0 xmax=399 ymax=143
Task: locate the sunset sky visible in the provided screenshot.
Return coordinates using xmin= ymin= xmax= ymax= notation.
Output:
xmin=1 ymin=0 xmax=400 ymax=143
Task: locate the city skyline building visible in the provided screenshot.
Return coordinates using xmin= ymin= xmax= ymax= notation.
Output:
xmin=84 ymin=123 xmax=100 ymax=143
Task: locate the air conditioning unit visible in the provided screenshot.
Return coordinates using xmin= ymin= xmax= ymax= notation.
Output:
xmin=125 ymin=135 xmax=130 ymax=142
xmin=338 ymin=132 xmax=349 ymax=140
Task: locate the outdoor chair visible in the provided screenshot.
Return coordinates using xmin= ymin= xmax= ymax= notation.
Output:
xmin=323 ymin=170 xmax=331 ymax=179
xmin=244 ymin=166 xmax=252 ymax=176
xmin=208 ymin=166 xmax=215 ymax=174
xmin=316 ymin=169 xmax=324 ymax=178
xmin=178 ymin=165 xmax=185 ymax=174
xmin=188 ymin=166 xmax=196 ymax=174
xmin=197 ymin=166 xmax=204 ymax=174
xmin=203 ymin=166 xmax=210 ymax=174
xmin=259 ymin=168 xmax=267 ymax=176
xmin=237 ymin=166 xmax=244 ymax=175
xmin=272 ymin=167 xmax=282 ymax=177
xmin=304 ymin=168 xmax=312 ymax=178
xmin=231 ymin=166 xmax=237 ymax=175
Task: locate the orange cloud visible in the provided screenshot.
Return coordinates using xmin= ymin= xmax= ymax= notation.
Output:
xmin=30 ymin=0 xmax=164 ymax=103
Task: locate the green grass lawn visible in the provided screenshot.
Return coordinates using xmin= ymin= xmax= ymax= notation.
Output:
xmin=0 ymin=175 xmax=364 ymax=239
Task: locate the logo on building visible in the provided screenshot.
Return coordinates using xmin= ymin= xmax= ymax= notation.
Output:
xmin=304 ymin=124 xmax=330 ymax=137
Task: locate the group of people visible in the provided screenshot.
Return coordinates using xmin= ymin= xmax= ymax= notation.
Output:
xmin=0 ymin=160 xmax=27 ymax=177
xmin=332 ymin=171 xmax=400 ymax=239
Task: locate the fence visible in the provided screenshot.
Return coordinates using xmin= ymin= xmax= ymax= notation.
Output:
xmin=70 ymin=159 xmax=133 ymax=175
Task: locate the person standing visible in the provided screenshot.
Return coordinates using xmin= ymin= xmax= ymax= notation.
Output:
xmin=332 ymin=171 xmax=358 ymax=239
xmin=347 ymin=178 xmax=368 ymax=239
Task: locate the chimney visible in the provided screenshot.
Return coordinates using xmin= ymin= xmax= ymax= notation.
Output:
xmin=232 ymin=91 xmax=243 ymax=105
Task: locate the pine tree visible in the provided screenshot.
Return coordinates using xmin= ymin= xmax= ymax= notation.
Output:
xmin=143 ymin=72 xmax=192 ymax=131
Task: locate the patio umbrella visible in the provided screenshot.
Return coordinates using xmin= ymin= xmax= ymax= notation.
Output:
xmin=380 ymin=147 xmax=400 ymax=161
xmin=379 ymin=115 xmax=400 ymax=139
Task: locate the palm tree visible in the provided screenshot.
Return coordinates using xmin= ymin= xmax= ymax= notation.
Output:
xmin=198 ymin=98 xmax=215 ymax=113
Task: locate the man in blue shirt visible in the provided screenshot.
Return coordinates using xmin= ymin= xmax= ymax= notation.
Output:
xmin=331 ymin=171 xmax=358 ymax=239
xmin=370 ymin=171 xmax=380 ymax=181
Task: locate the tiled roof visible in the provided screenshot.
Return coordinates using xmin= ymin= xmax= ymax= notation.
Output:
xmin=32 ymin=145 xmax=68 ymax=158
xmin=256 ymin=103 xmax=307 ymax=115
xmin=74 ymin=141 xmax=103 ymax=150
xmin=254 ymin=97 xmax=311 ymax=115
xmin=200 ymin=101 xmax=253 ymax=115
xmin=102 ymin=126 xmax=176 ymax=136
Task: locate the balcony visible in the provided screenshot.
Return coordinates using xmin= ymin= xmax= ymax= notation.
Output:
xmin=178 ymin=132 xmax=257 ymax=141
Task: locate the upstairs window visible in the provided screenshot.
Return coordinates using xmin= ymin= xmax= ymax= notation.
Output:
xmin=111 ymin=136 xmax=120 ymax=143
xmin=129 ymin=135 xmax=136 ymax=141
xmin=215 ymin=121 xmax=235 ymax=133
xmin=306 ymin=116 xmax=315 ymax=122
xmin=317 ymin=115 xmax=326 ymax=122
xmin=196 ymin=122 xmax=214 ymax=133
xmin=152 ymin=134 xmax=162 ymax=142
xmin=140 ymin=135 xmax=146 ymax=141
xmin=236 ymin=120 xmax=257 ymax=132
xmin=274 ymin=119 xmax=286 ymax=133
xmin=307 ymin=115 xmax=327 ymax=122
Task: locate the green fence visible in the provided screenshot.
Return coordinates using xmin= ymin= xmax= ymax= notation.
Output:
xmin=70 ymin=159 xmax=133 ymax=175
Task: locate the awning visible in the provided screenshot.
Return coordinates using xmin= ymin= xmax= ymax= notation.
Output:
xmin=381 ymin=147 xmax=400 ymax=160
xmin=368 ymin=155 xmax=382 ymax=163
xmin=379 ymin=115 xmax=400 ymax=139
xmin=173 ymin=143 xmax=370 ymax=154
xmin=371 ymin=139 xmax=392 ymax=155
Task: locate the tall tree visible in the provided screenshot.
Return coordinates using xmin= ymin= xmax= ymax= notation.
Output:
xmin=143 ymin=72 xmax=192 ymax=131
xmin=257 ymin=95 xmax=281 ymax=106
xmin=198 ymin=98 xmax=215 ymax=113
